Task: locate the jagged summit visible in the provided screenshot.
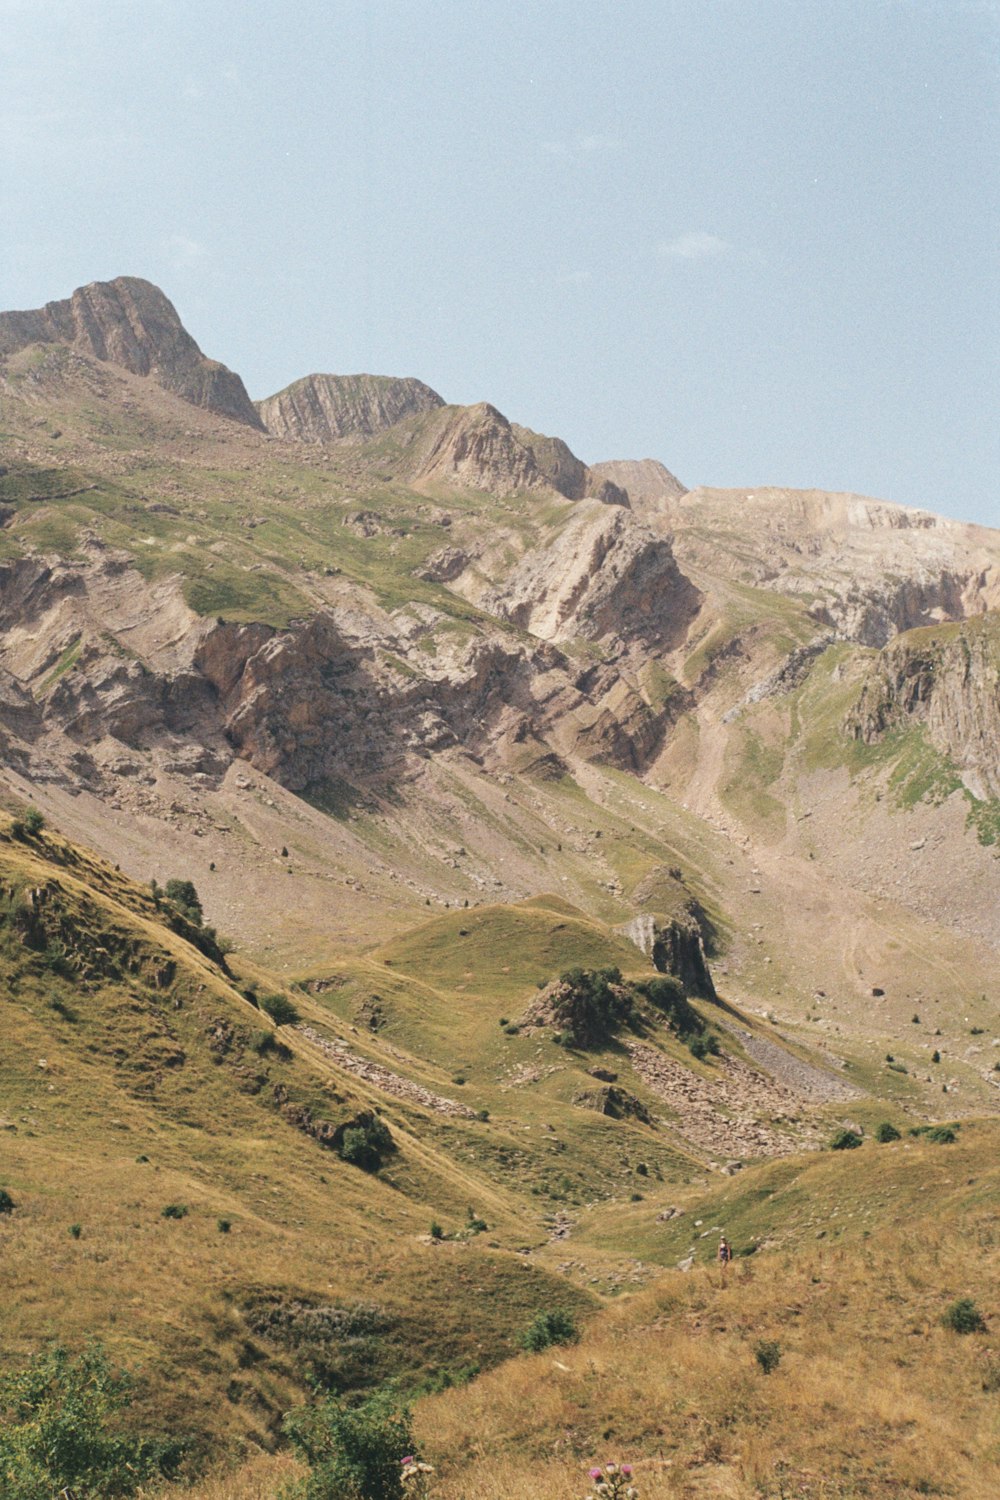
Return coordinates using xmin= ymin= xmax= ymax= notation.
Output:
xmin=0 ymin=275 xmax=263 ymax=429
xmin=256 ymin=371 xmax=444 ymax=443
xmin=409 ymin=401 xmax=630 ymax=502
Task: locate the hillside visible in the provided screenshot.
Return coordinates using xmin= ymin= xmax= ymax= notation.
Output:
xmin=1 ymin=275 xmax=998 ymax=1496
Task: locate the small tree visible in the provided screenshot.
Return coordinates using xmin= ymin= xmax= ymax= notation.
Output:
xmin=829 ymin=1128 xmax=862 ymax=1151
xmin=23 ymin=808 xmax=45 ymax=837
xmin=282 ymin=1391 xmax=415 ymax=1500
xmin=874 ymin=1122 xmax=901 ymax=1143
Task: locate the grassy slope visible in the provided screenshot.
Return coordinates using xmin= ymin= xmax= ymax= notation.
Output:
xmin=0 ymin=824 xmax=608 ymax=1463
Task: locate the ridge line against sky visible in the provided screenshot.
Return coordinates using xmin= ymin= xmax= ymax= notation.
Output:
xmin=1 ymin=0 xmax=997 ymax=527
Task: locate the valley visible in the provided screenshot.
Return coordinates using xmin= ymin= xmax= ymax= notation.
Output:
xmin=0 ymin=277 xmax=997 ymax=1499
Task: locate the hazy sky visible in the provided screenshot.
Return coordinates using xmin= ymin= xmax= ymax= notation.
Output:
xmin=2 ymin=0 xmax=997 ymax=526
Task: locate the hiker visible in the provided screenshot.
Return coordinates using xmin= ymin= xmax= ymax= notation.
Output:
xmin=718 ymin=1236 xmax=733 ymax=1267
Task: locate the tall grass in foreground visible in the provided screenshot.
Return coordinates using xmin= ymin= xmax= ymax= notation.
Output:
xmin=152 ymin=1197 xmax=999 ymax=1499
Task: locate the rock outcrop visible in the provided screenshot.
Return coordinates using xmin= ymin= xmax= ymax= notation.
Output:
xmin=256 ymin=373 xmax=443 ymax=443
xmin=669 ymin=488 xmax=1000 ymax=647
xmin=480 ymin=502 xmax=700 ymax=647
xmin=409 ymin=403 xmax=630 ymax=503
xmin=0 ymin=277 xmax=263 ymax=429
xmin=617 ymin=912 xmax=717 ymax=999
xmin=589 ymin=458 xmax=686 ymax=514
xmin=847 ymin=614 xmax=1000 ymax=799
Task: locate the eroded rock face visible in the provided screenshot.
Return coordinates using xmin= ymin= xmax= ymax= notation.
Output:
xmin=617 ymin=912 xmax=716 ymax=999
xmin=480 ymin=502 xmax=700 ymax=647
xmin=670 ymin=488 xmax=1000 ymax=647
xmin=848 ymin=615 xmax=1000 ymax=798
xmin=0 ymin=277 xmax=262 ymax=429
xmin=256 ymin=373 xmax=443 ymax=443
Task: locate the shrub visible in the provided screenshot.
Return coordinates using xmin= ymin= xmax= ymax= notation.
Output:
xmin=0 ymin=1343 xmax=182 ymax=1497
xmin=942 ymin=1297 xmax=986 ymax=1334
xmin=754 ymin=1339 xmax=782 ymax=1374
xmin=875 ymin=1122 xmax=901 ymax=1143
xmin=217 ymin=1218 xmax=231 ymax=1234
xmin=926 ymin=1125 xmax=957 ymax=1144
xmin=23 ymin=808 xmax=45 ymax=837
xmin=260 ymin=992 xmax=300 ymax=1027
xmin=338 ymin=1114 xmax=394 ymax=1173
xmin=161 ymin=1203 xmax=188 ymax=1220
xmin=0 ymin=1189 xmax=15 ymax=1214
xmin=553 ymin=967 xmax=631 ymax=1049
xmin=163 ymin=878 xmax=203 ymax=926
xmin=282 ymin=1391 xmax=415 ymax=1500
xmin=829 ymin=1128 xmax=863 ymax=1151
xmin=429 ymin=1221 xmax=444 ymax=1241
xmin=69 ymin=1224 xmax=82 ymax=1240
xmin=521 ymin=1308 xmax=578 ymax=1352
xmin=640 ymin=975 xmax=701 ymax=1035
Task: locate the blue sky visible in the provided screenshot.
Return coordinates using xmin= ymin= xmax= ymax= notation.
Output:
xmin=2 ymin=0 xmax=997 ymax=525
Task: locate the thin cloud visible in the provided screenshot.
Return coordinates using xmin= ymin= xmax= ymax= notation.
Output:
xmin=542 ymin=132 xmax=619 ymax=160
xmin=165 ymin=234 xmax=208 ymax=269
xmin=658 ymin=232 xmax=732 ymax=261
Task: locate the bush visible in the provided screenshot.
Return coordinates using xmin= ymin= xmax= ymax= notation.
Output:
xmin=23 ymin=808 xmax=45 ymax=837
xmin=754 ymin=1339 xmax=782 ymax=1374
xmin=338 ymin=1114 xmax=394 ymax=1173
xmin=69 ymin=1224 xmax=82 ymax=1240
xmin=942 ymin=1297 xmax=986 ymax=1334
xmin=163 ymin=878 xmax=203 ymax=926
xmin=874 ymin=1122 xmax=901 ymax=1143
xmin=429 ymin=1221 xmax=444 ymax=1241
xmin=282 ymin=1391 xmax=415 ymax=1500
xmin=829 ymin=1128 xmax=863 ymax=1151
xmin=640 ymin=974 xmax=702 ymax=1035
xmin=260 ymin=993 xmax=300 ymax=1027
xmin=0 ymin=1189 xmax=15 ymax=1214
xmin=926 ymin=1125 xmax=957 ymax=1144
xmin=521 ymin=1308 xmax=578 ymax=1352
xmin=161 ymin=1203 xmax=188 ymax=1220
xmin=0 ymin=1343 xmax=182 ymax=1498
xmin=217 ymin=1218 xmax=231 ymax=1234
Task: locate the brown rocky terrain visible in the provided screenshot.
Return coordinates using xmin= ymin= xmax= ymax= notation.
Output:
xmin=848 ymin=614 xmax=1000 ymax=798
xmin=0 ymin=274 xmax=997 ymax=1120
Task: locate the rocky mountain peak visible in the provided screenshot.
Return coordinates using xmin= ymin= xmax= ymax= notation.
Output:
xmin=589 ymin=459 xmax=686 ymax=517
xmin=256 ymin=372 xmax=444 ymax=443
xmin=0 ymin=276 xmax=263 ymax=429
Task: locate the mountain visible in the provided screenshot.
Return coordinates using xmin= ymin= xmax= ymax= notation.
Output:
xmin=0 ymin=276 xmax=263 ymax=429
xmin=1 ymin=275 xmax=999 ymax=1497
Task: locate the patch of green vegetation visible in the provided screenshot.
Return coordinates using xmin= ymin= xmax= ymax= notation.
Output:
xmin=38 ymin=635 xmax=83 ymax=691
xmin=720 ymin=724 xmax=786 ymax=837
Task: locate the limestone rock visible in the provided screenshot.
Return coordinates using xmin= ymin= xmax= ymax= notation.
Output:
xmin=257 ymin=373 xmax=443 ymax=443
xmin=0 ymin=277 xmax=262 ymax=429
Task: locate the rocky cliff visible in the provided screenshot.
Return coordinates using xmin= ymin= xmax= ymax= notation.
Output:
xmin=0 ymin=277 xmax=263 ymax=429
xmin=847 ymin=613 xmax=1000 ymax=799
xmin=256 ymin=373 xmax=444 ymax=442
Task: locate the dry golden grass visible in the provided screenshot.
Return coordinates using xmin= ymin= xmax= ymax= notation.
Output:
xmin=414 ymin=1219 xmax=1000 ymax=1500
